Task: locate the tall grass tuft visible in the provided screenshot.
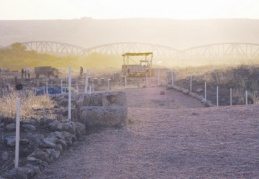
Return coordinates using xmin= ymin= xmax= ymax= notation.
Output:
xmin=0 ymin=91 xmax=56 ymax=120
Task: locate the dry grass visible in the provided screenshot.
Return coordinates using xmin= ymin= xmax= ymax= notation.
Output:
xmin=0 ymin=91 xmax=56 ymax=120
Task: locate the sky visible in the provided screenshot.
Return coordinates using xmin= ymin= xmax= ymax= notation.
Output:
xmin=1 ymin=0 xmax=259 ymax=20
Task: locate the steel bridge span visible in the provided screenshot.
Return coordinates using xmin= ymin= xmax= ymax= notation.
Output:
xmin=15 ymin=41 xmax=180 ymax=59
xmin=2 ymin=41 xmax=259 ymax=63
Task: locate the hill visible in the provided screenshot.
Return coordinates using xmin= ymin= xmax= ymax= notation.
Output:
xmin=1 ymin=18 xmax=259 ymax=49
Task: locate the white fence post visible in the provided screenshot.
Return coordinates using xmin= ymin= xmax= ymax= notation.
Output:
xmin=68 ymin=67 xmax=72 ymax=121
xmin=157 ymin=70 xmax=160 ymax=86
xmin=84 ymin=70 xmax=89 ymax=93
xmin=46 ymin=82 xmax=48 ymax=95
xmin=15 ymin=98 xmax=21 ymax=169
xmin=108 ymin=79 xmax=111 ymax=91
xmin=61 ymin=79 xmax=63 ymax=94
xmin=171 ymin=71 xmax=174 ymax=86
xmin=190 ymin=76 xmax=192 ymax=93
xmin=230 ymin=88 xmax=233 ymax=106
xmin=89 ymin=86 xmax=92 ymax=94
xmin=146 ymin=73 xmax=148 ymax=87
xmin=124 ymin=75 xmax=127 ymax=87
xmin=217 ymin=86 xmax=219 ymax=107
xmin=245 ymin=90 xmax=248 ymax=105
xmin=204 ymin=81 xmax=207 ymax=100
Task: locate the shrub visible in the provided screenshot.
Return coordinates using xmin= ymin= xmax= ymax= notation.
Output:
xmin=0 ymin=91 xmax=56 ymax=120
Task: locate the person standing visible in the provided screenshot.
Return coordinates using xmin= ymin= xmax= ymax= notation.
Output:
xmin=80 ymin=66 xmax=83 ymax=77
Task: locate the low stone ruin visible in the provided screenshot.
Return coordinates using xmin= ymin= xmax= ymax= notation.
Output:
xmin=54 ymin=91 xmax=128 ymax=129
xmin=1 ymin=90 xmax=128 ymax=179
xmin=1 ymin=118 xmax=86 ymax=179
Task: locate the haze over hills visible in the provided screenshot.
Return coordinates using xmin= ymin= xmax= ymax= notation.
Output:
xmin=0 ymin=18 xmax=259 ymax=49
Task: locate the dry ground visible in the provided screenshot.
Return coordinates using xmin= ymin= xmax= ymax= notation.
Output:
xmin=35 ymin=87 xmax=259 ymax=179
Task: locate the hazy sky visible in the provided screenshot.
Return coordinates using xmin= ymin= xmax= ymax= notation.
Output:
xmin=1 ymin=0 xmax=259 ymax=20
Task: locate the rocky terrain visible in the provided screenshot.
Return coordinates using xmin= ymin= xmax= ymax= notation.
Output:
xmin=1 ymin=83 xmax=259 ymax=179
xmin=0 ymin=88 xmax=128 ymax=179
xmin=0 ymin=93 xmax=87 ymax=179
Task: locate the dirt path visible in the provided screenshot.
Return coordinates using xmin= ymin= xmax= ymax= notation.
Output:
xmin=35 ymin=87 xmax=259 ymax=179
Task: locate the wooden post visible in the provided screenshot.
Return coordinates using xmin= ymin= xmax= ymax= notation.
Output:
xmin=15 ymin=98 xmax=21 ymax=169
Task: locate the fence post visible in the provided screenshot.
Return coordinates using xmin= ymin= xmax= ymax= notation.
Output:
xmin=61 ymin=79 xmax=63 ymax=94
xmin=46 ymin=82 xmax=48 ymax=95
xmin=68 ymin=67 xmax=72 ymax=121
xmin=89 ymin=86 xmax=92 ymax=94
xmin=230 ymin=88 xmax=233 ymax=106
xmin=245 ymin=90 xmax=248 ymax=105
xmin=158 ymin=69 xmax=160 ymax=86
xmin=171 ymin=71 xmax=174 ymax=86
xmin=15 ymin=98 xmax=21 ymax=169
xmin=204 ymin=81 xmax=207 ymax=100
xmin=76 ymin=83 xmax=79 ymax=94
xmin=217 ymin=86 xmax=219 ymax=107
xmin=190 ymin=76 xmax=192 ymax=93
xmin=84 ymin=70 xmax=89 ymax=93
xmin=124 ymin=75 xmax=127 ymax=87
xmin=146 ymin=73 xmax=148 ymax=87
xmin=108 ymin=79 xmax=111 ymax=91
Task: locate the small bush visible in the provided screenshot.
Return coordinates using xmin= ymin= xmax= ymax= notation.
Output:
xmin=0 ymin=91 xmax=56 ymax=120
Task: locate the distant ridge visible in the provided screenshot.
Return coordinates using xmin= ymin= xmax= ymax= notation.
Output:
xmin=1 ymin=18 xmax=259 ymax=49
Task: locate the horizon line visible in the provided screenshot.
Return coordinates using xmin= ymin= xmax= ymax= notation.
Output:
xmin=1 ymin=17 xmax=259 ymax=21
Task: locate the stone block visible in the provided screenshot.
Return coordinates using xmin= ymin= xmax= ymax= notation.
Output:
xmin=80 ymin=106 xmax=128 ymax=128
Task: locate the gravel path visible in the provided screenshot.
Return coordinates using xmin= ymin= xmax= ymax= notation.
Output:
xmin=35 ymin=87 xmax=259 ymax=179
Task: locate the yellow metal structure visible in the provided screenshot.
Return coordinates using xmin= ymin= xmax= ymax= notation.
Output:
xmin=122 ymin=52 xmax=153 ymax=77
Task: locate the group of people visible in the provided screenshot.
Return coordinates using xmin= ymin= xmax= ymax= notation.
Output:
xmin=21 ymin=68 xmax=31 ymax=78
xmin=21 ymin=67 xmax=84 ymax=79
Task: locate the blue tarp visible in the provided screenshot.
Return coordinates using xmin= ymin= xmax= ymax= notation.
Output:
xmin=35 ymin=87 xmax=76 ymax=96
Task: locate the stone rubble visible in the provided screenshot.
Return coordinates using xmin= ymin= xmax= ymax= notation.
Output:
xmin=0 ymin=90 xmax=128 ymax=179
